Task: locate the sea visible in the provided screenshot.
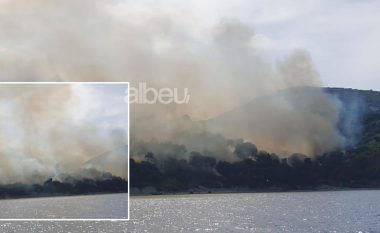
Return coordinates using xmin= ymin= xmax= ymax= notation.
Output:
xmin=0 ymin=190 xmax=379 ymax=232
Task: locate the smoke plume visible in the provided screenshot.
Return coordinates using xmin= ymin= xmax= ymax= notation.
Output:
xmin=0 ymin=84 xmax=127 ymax=184
xmin=0 ymin=1 xmax=349 ymax=159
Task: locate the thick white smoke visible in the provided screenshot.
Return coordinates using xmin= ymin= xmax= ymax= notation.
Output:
xmin=0 ymin=84 xmax=128 ymax=184
xmin=0 ymin=0 xmax=345 ymax=161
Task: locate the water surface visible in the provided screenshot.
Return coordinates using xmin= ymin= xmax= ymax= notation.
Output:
xmin=1 ymin=190 xmax=379 ymax=232
xmin=0 ymin=193 xmax=128 ymax=219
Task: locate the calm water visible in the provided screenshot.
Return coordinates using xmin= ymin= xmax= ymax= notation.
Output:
xmin=0 ymin=190 xmax=380 ymax=232
xmin=0 ymin=193 xmax=128 ymax=219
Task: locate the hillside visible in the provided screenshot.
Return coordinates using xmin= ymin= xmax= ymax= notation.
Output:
xmin=130 ymin=87 xmax=380 ymax=194
xmin=325 ymin=88 xmax=380 ymax=146
xmin=206 ymin=87 xmax=380 ymax=154
xmin=325 ymin=88 xmax=380 ymax=114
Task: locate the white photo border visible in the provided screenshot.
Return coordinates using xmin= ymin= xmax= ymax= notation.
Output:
xmin=0 ymin=81 xmax=130 ymax=221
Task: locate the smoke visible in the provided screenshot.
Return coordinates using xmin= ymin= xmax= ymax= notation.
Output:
xmin=326 ymin=89 xmax=366 ymax=148
xmin=0 ymin=1 xmax=349 ymax=158
xmin=0 ymin=84 xmax=127 ymax=184
xmin=234 ymin=142 xmax=258 ymax=160
xmin=207 ymin=87 xmax=345 ymax=156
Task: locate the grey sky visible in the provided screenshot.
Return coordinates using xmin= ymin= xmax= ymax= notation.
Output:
xmin=114 ymin=0 xmax=380 ymax=90
xmin=74 ymin=83 xmax=129 ymax=130
xmin=0 ymin=0 xmax=378 ymax=91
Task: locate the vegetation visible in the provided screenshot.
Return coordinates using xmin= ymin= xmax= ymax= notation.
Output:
xmin=130 ymin=146 xmax=380 ymax=193
xmin=130 ymin=88 xmax=380 ymax=194
xmin=0 ymin=175 xmax=128 ymax=199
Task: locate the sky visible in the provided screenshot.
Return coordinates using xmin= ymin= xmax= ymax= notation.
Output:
xmin=70 ymin=83 xmax=129 ymax=131
xmin=1 ymin=0 xmax=379 ymax=90
xmin=0 ymin=0 xmax=378 ymax=123
xmin=111 ymin=0 xmax=380 ymax=90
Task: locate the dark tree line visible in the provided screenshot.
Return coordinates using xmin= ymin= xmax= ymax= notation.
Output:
xmin=0 ymin=175 xmax=128 ymax=199
xmin=130 ymin=100 xmax=380 ymax=193
xmin=130 ymin=143 xmax=380 ymax=193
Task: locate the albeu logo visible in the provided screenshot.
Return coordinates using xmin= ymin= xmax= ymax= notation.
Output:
xmin=125 ymin=82 xmax=190 ymax=104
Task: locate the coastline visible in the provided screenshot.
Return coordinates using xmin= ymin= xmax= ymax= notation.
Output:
xmin=0 ymin=191 xmax=128 ymax=202
xmin=130 ymin=186 xmax=380 ymax=197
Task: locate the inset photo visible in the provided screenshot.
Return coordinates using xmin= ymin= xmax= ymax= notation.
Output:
xmin=0 ymin=82 xmax=129 ymax=220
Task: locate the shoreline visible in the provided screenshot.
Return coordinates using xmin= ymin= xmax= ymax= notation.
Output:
xmin=130 ymin=187 xmax=380 ymax=197
xmin=0 ymin=191 xmax=128 ymax=202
